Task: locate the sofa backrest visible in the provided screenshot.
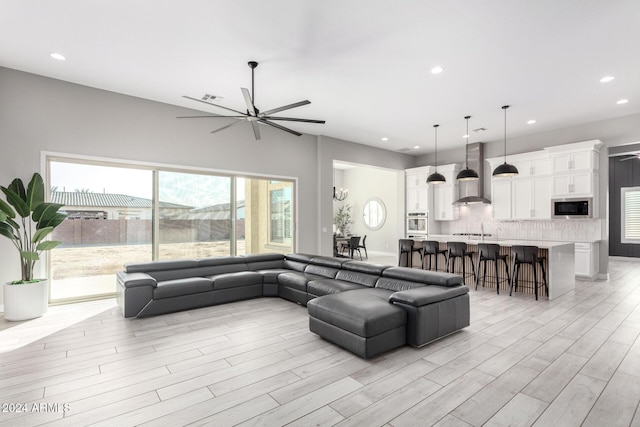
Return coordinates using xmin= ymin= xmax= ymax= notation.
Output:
xmin=335 ymin=269 xmax=379 ymax=287
xmin=305 ymin=264 xmax=339 ymax=279
xmin=382 ymin=267 xmax=463 ymax=287
xmin=243 ymin=253 xmax=285 ymax=271
xmin=342 ymin=260 xmax=391 ymax=276
xmin=375 ymin=277 xmax=427 ymax=292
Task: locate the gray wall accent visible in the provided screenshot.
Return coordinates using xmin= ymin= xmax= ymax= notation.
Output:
xmin=609 ymin=156 xmax=640 ymax=257
xmin=0 ymin=67 xmax=416 ymax=305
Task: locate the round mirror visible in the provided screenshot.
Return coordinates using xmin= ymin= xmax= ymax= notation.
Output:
xmin=363 ymin=197 xmax=386 ymax=230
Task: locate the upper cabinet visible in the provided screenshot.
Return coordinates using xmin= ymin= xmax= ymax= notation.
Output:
xmin=545 ymin=140 xmax=602 ymax=200
xmin=432 ymin=164 xmax=460 ymax=221
xmin=405 ymin=166 xmax=432 ymax=212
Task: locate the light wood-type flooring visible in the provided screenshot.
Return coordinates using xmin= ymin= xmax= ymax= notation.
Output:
xmin=1 ymin=258 xmax=640 ymax=426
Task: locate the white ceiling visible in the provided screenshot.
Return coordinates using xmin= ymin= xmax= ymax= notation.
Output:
xmin=2 ymin=1 xmax=639 ymax=155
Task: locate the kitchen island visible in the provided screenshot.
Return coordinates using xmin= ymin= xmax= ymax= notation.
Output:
xmin=404 ymin=235 xmax=575 ymax=300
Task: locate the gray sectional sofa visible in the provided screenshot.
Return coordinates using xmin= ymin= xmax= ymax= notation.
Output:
xmin=116 ymin=253 xmax=470 ymax=358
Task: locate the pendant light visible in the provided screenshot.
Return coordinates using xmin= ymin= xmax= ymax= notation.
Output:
xmin=492 ymin=105 xmax=519 ymax=177
xmin=427 ymin=124 xmax=446 ymax=184
xmin=456 ymin=115 xmax=479 ymax=181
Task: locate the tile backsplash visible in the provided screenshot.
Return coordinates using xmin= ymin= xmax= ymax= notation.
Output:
xmin=438 ymin=204 xmax=602 ymax=242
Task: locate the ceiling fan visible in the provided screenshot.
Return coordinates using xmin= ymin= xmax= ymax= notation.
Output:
xmin=178 ymin=61 xmax=325 ymax=140
xmin=619 ymin=153 xmax=640 ymax=161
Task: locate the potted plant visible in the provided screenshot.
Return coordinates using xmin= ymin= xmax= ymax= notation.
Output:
xmin=333 ymin=204 xmax=353 ymax=236
xmin=0 ymin=173 xmax=67 ymax=321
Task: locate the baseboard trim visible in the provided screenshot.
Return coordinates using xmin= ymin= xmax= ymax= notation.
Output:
xmin=597 ymin=273 xmax=610 ymax=280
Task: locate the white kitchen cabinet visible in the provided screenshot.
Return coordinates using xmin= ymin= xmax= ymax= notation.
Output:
xmin=433 ymin=184 xmax=459 ymax=220
xmin=491 ymin=179 xmax=512 ymax=219
xmin=551 ymin=171 xmax=598 ymax=197
xmin=551 ymin=150 xmax=597 ymax=173
xmin=575 ymin=242 xmax=599 ymax=279
xmin=406 ymin=186 xmax=429 ymax=211
xmin=512 ymin=176 xmax=551 ymax=219
xmin=405 ymin=166 xmax=433 ymax=212
xmin=511 ymin=151 xmax=551 ymax=177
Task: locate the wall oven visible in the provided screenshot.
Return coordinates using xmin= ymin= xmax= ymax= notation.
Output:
xmin=552 ymin=198 xmax=592 ymax=219
xmin=407 ymin=211 xmax=428 ymax=235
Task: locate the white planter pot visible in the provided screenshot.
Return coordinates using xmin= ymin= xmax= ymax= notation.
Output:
xmin=3 ymin=280 xmax=49 ymax=321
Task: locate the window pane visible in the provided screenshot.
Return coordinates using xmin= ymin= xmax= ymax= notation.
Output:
xmin=623 ymin=187 xmax=640 ymax=242
xmin=158 ymin=171 xmax=232 ymax=259
xmin=49 ymin=161 xmax=153 ymax=301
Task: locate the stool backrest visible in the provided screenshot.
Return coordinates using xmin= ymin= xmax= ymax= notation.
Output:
xmin=512 ymin=245 xmax=539 ymax=264
xmin=399 ymin=239 xmax=414 ymax=252
xmin=422 ymin=240 xmax=440 ymax=254
xmin=447 ymin=242 xmax=467 ymax=257
xmin=478 ymin=243 xmax=501 ymax=260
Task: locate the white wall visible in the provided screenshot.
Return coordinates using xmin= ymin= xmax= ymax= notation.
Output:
xmin=333 ymin=166 xmax=403 ymax=256
xmin=0 ymin=67 xmax=416 ymax=306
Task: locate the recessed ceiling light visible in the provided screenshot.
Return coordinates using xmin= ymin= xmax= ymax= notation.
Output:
xmin=431 ymin=66 xmax=444 ymax=74
xmin=413 ymin=145 xmax=420 ymax=149
xmin=381 ymin=137 xmax=389 ymax=141
xmin=600 ymin=76 xmax=615 ymax=83
xmin=527 ymin=119 xmax=536 ymax=124
xmin=50 ymin=52 xmax=66 ymax=61
xmin=617 ymin=99 xmax=629 ymax=105
xmin=462 ymin=134 xmax=470 ymax=139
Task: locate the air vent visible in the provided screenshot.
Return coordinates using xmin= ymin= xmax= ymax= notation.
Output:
xmin=201 ymin=93 xmax=222 ymax=102
xmin=473 ymin=127 xmax=487 ymax=133
xmin=397 ymin=147 xmax=412 ymax=152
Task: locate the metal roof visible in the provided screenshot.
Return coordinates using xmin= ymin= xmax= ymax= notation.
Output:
xmin=51 ymin=192 xmax=192 ymax=209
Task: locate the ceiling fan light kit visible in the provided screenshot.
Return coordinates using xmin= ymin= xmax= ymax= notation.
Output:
xmin=427 ymin=124 xmax=446 ymax=185
xmin=457 ymin=115 xmax=480 ymax=181
xmin=179 ymin=61 xmax=325 ymax=140
xmin=492 ymin=105 xmax=519 ymax=177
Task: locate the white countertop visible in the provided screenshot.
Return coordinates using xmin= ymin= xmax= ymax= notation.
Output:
xmin=415 ymin=235 xmax=575 ymax=249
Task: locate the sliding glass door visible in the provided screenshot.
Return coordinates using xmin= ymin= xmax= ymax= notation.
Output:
xmin=47 ymin=156 xmax=295 ymax=303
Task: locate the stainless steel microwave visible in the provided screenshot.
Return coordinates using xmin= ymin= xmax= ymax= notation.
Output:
xmin=551 ymin=197 xmax=592 ymax=219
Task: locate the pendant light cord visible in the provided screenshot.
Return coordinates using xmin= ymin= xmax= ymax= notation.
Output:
xmin=464 ymin=116 xmax=470 ymax=168
xmin=434 ymin=124 xmax=439 ymax=171
xmin=502 ymin=105 xmax=509 ymax=163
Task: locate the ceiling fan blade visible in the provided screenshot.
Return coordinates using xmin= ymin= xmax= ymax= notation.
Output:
xmin=177 ymin=115 xmax=247 ymax=119
xmin=251 ymin=120 xmax=261 ymax=140
xmin=620 ymin=156 xmax=639 ymax=161
xmin=241 ymin=88 xmax=256 ymax=116
xmin=182 ymin=95 xmax=246 ymax=115
xmin=262 ymin=116 xmax=325 ymax=124
xmin=259 ymin=119 xmax=302 ymax=137
xmin=209 ymin=120 xmax=244 ymax=135
xmin=261 ymin=100 xmax=311 ymax=116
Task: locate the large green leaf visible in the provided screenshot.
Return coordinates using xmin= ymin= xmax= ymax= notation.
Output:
xmin=0 ymin=222 xmax=18 ymax=240
xmin=26 ymin=173 xmax=45 ymax=211
xmin=0 ymin=198 xmax=15 ymax=219
xmin=4 ymin=216 xmax=20 ymax=231
xmin=36 ymin=240 xmax=61 ymax=251
xmin=33 ymin=202 xmax=65 ymax=223
xmin=7 ymin=178 xmax=26 ymax=201
xmin=20 ymin=251 xmax=40 ymax=261
xmin=0 ymin=211 xmax=5 ymax=222
xmin=1 ymin=186 xmax=29 ymax=218
xmin=37 ymin=212 xmax=67 ymax=229
xmin=32 ymin=226 xmax=53 ymax=244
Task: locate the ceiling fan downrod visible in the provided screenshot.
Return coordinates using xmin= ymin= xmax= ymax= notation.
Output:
xmin=248 ymin=61 xmax=258 ymax=106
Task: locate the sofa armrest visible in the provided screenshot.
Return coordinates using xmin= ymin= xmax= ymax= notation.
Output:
xmin=117 ymin=271 xmax=158 ymax=288
xmin=389 ymin=285 xmax=468 ymax=307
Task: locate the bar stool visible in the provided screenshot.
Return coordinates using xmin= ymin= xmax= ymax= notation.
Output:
xmin=475 ymin=243 xmax=510 ymax=294
xmin=446 ymin=242 xmax=476 ymax=283
xmin=399 ymin=239 xmax=422 ymax=268
xmin=509 ymin=245 xmax=548 ymax=300
xmin=421 ymin=240 xmax=447 ymax=271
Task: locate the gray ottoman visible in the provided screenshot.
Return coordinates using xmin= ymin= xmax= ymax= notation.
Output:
xmin=307 ymin=288 xmax=407 ymax=358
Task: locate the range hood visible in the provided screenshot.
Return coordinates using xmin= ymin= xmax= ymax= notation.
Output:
xmin=453 ymin=142 xmax=491 ymax=205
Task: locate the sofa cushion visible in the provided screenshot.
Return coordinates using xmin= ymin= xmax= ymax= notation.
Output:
xmin=342 ymin=260 xmax=390 ymax=275
xmin=198 ymin=256 xmax=247 ymax=267
xmin=304 ymin=264 xmax=339 ymax=279
xmin=382 ymin=267 xmax=463 ymax=287
xmin=211 ymin=271 xmax=263 ymax=290
xmin=278 ymin=271 xmax=324 ymax=292
xmin=244 ymin=254 xmax=285 ymax=271
xmin=307 ymin=279 xmax=367 ymax=297
xmin=375 ymin=277 xmax=426 ymax=292
xmin=285 ymin=253 xmax=315 ymax=263
xmin=257 ymin=268 xmax=290 ymax=284
xmin=126 ymin=259 xmax=199 ymax=274
xmin=335 ymin=269 xmax=379 ymax=287
xmin=153 ymin=277 xmax=213 ymax=299
xmin=307 ymin=288 xmax=406 ymax=338
xmin=309 ymin=256 xmax=347 ymax=269
xmin=389 ymin=285 xmax=469 ymax=306
xmin=284 ymin=260 xmax=308 ymax=272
